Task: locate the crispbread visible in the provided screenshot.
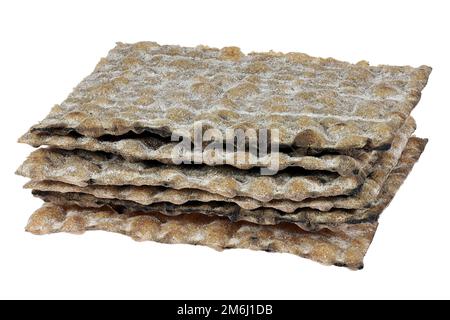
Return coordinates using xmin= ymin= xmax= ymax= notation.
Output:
xmin=24 ymin=138 xmax=426 ymax=268
xmin=19 ymin=109 xmax=415 ymax=179
xmin=20 ymin=131 xmax=366 ymax=176
xmin=26 ymin=42 xmax=431 ymax=150
xmin=26 ymin=203 xmax=377 ymax=269
xmin=16 ymin=148 xmax=361 ymax=202
xmin=29 ymin=137 xmax=427 ymax=229
xmin=20 ymin=119 xmax=417 ymax=212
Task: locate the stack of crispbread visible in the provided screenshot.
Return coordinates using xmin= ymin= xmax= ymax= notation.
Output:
xmin=16 ymin=42 xmax=431 ymax=269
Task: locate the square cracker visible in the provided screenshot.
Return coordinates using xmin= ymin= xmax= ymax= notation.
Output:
xmin=25 ymin=138 xmax=427 ymax=269
xmin=26 ymin=42 xmax=430 ymax=150
xmin=29 ymin=137 xmax=427 ymax=230
xmin=20 ymin=119 xmax=417 ymax=211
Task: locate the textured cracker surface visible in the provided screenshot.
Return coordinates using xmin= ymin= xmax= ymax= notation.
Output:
xmin=30 ymin=137 xmax=427 ymax=229
xmin=16 ymin=148 xmax=361 ymax=202
xmin=24 ymin=138 xmax=427 ymax=268
xmin=26 ymin=41 xmax=431 ymax=149
xmin=19 ymin=118 xmax=416 ymax=211
xmin=26 ymin=203 xmax=377 ymax=269
xmin=20 ymin=131 xmax=366 ymax=176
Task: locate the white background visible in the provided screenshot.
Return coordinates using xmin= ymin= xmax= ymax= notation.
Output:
xmin=0 ymin=0 xmax=449 ymax=299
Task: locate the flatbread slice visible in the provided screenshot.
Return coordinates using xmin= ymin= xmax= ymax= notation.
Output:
xmin=25 ymin=42 xmax=430 ymax=150
xmin=19 ymin=111 xmax=413 ymax=177
xmin=20 ymin=130 xmax=369 ymax=176
xmin=29 ymin=137 xmax=427 ymax=230
xmin=26 ymin=203 xmax=377 ymax=270
xmin=16 ymin=148 xmax=361 ymax=202
xmin=25 ymin=137 xmax=425 ymax=269
xmin=24 ymin=137 xmax=425 ymax=269
xmin=21 ymin=118 xmax=416 ymax=211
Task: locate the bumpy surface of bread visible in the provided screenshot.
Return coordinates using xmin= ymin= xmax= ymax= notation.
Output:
xmin=17 ymin=148 xmax=361 ymax=202
xmin=30 ymin=137 xmax=427 ymax=229
xmin=25 ymin=203 xmax=378 ymax=270
xmin=20 ymin=131 xmax=368 ymax=176
xmin=18 ymin=118 xmax=416 ymax=208
xmin=26 ymin=42 xmax=431 ymax=149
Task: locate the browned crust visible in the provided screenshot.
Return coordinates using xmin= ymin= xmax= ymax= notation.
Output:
xmin=25 ymin=42 xmax=431 ymax=149
xmin=19 ymin=118 xmax=416 ymax=210
xmin=25 ymin=203 xmax=377 ymax=270
xmin=19 ymin=131 xmax=367 ymax=176
xmin=16 ymin=148 xmax=361 ymax=202
xmin=29 ymin=137 xmax=427 ymax=229
xmin=25 ymin=138 xmax=427 ymax=269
